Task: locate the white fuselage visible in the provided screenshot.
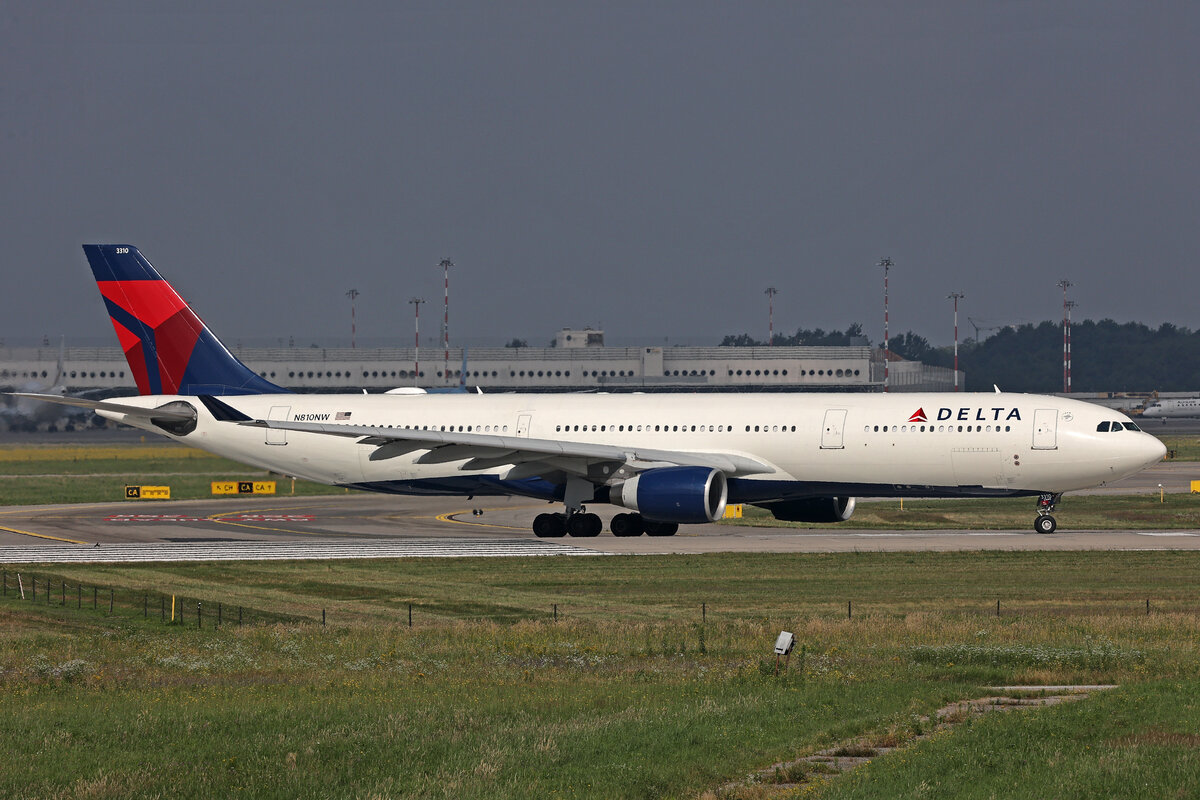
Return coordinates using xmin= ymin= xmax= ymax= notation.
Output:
xmin=98 ymin=391 xmax=1165 ymax=503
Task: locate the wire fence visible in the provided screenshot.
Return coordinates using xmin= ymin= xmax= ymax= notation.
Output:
xmin=1 ymin=570 xmax=310 ymax=628
xmin=3 ymin=569 xmax=1193 ymax=632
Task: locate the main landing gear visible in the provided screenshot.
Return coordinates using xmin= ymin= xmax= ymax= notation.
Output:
xmin=532 ymin=477 xmax=680 ymax=538
xmin=1034 ymin=493 xmax=1062 ymax=534
xmin=532 ymin=509 xmax=679 ymax=538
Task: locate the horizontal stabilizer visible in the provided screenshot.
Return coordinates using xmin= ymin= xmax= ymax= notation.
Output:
xmin=6 ymin=393 xmax=196 ymax=423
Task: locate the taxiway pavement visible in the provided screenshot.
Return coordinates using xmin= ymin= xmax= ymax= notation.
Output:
xmin=1 ymin=460 xmax=1198 ymax=561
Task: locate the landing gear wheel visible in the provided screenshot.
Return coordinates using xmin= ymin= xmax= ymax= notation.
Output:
xmin=1034 ymin=515 xmax=1057 ymax=534
xmin=533 ymin=513 xmax=567 ymax=538
xmin=610 ymin=513 xmax=645 ymax=537
xmin=567 ymin=512 xmax=603 ymax=537
xmin=643 ymin=521 xmax=679 ymax=537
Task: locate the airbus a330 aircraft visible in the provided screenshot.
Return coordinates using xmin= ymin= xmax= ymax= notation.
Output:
xmin=14 ymin=245 xmax=1165 ymax=536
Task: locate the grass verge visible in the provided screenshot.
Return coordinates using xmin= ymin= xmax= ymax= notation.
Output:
xmin=0 ymin=552 xmax=1198 ymax=798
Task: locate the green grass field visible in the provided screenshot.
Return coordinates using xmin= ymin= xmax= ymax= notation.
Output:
xmin=2 ymin=552 xmax=1200 ymax=798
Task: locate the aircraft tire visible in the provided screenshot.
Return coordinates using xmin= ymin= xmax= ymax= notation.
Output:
xmin=567 ymin=513 xmax=602 ymax=537
xmin=610 ymin=513 xmax=645 ymax=537
xmin=644 ymin=521 xmax=679 ymax=537
xmin=533 ymin=513 xmax=567 ymax=538
xmin=1034 ymin=515 xmax=1057 ymax=534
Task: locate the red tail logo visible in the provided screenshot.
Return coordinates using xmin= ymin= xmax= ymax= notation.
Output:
xmin=908 ymin=408 xmax=927 ymax=423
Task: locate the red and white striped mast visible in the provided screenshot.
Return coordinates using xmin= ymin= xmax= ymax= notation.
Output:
xmin=409 ymin=297 xmax=424 ymax=385
xmin=879 ymin=257 xmax=892 ymax=392
xmin=1065 ymin=299 xmax=1076 ymax=394
xmin=439 ymin=258 xmax=453 ymax=385
xmin=947 ymin=292 xmax=964 ymax=391
xmin=1057 ymin=279 xmax=1073 ymax=393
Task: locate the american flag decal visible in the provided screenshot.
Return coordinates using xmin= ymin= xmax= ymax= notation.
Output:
xmin=336 ymin=411 xmax=352 ymax=420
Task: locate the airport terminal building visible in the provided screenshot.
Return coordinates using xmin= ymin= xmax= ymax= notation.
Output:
xmin=1 ymin=329 xmax=960 ymax=394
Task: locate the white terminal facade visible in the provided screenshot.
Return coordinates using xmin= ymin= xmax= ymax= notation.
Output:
xmin=0 ymin=329 xmax=960 ymax=394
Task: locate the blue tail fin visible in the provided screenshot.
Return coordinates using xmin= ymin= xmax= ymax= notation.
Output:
xmin=84 ymin=244 xmax=288 ymax=396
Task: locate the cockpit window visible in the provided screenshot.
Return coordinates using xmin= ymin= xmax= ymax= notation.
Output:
xmin=1122 ymin=421 xmax=1141 ymax=431
xmin=1096 ymin=421 xmax=1111 ymax=432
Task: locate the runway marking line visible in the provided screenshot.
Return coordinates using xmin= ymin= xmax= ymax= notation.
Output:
xmin=206 ymin=504 xmax=329 ymax=536
xmin=437 ymin=505 xmax=539 ymax=532
xmin=0 ymin=525 xmax=86 ymax=545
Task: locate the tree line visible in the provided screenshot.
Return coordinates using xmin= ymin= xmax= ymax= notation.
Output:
xmin=720 ymin=321 xmax=1200 ymax=393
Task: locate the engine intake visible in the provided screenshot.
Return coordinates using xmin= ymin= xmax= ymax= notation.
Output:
xmin=615 ymin=466 xmax=728 ymax=523
xmin=764 ymin=496 xmax=856 ymax=523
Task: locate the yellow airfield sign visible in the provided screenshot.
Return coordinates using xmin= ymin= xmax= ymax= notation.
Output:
xmin=211 ymin=481 xmax=277 ymax=496
xmin=124 ymin=485 xmax=171 ymax=500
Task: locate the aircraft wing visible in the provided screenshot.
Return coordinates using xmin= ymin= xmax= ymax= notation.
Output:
xmin=243 ymin=418 xmax=775 ymax=479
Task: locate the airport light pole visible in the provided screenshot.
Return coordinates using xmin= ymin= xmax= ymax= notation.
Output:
xmin=879 ymin=257 xmax=893 ymax=392
xmin=947 ymin=292 xmax=964 ymax=391
xmin=439 ymin=258 xmax=453 ymax=385
xmin=345 ymin=289 xmax=360 ymax=349
xmin=409 ymin=297 xmax=425 ymax=386
xmin=764 ymin=287 xmax=778 ymax=346
xmin=1057 ymin=279 xmax=1073 ymax=393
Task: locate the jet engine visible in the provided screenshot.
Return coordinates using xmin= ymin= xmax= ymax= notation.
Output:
xmin=764 ymin=496 xmax=856 ymax=523
xmin=614 ymin=466 xmax=728 ymax=523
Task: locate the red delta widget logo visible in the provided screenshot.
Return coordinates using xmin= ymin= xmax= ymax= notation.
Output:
xmin=909 ymin=407 xmax=1022 ymax=423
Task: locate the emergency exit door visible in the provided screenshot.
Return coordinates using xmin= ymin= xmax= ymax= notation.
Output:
xmin=820 ymin=409 xmax=847 ymax=449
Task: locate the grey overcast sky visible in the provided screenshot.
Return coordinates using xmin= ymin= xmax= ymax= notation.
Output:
xmin=2 ymin=2 xmax=1198 ymax=348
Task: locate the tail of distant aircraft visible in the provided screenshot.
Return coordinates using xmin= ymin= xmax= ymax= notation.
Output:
xmin=83 ymin=244 xmax=287 ymax=396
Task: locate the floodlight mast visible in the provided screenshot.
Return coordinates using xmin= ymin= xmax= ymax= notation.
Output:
xmin=345 ymin=289 xmax=360 ymax=349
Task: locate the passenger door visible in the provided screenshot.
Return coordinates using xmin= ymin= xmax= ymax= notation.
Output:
xmin=1032 ymin=408 xmax=1058 ymax=450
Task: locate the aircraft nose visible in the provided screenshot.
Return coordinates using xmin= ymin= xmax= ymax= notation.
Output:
xmin=1136 ymin=433 xmax=1167 ymax=469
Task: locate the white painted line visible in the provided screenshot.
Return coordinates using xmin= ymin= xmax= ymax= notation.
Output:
xmin=0 ymin=538 xmax=612 ymax=564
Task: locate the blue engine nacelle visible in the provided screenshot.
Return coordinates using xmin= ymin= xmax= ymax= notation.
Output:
xmin=615 ymin=466 xmax=728 ymax=523
xmin=763 ymin=496 xmax=856 ymax=523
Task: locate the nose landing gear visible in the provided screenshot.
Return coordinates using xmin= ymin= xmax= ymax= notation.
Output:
xmin=1034 ymin=493 xmax=1061 ymax=534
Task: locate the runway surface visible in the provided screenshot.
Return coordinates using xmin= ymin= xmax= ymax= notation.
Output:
xmin=1 ymin=462 xmax=1198 ymax=562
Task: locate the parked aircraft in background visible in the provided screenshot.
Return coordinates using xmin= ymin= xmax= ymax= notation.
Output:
xmin=0 ymin=338 xmax=97 ymax=432
xmin=12 ymin=245 xmax=1165 ymax=535
xmin=1142 ymin=398 xmax=1200 ymax=421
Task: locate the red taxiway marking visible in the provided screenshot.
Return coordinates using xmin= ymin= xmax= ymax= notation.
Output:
xmin=106 ymin=514 xmax=316 ymax=523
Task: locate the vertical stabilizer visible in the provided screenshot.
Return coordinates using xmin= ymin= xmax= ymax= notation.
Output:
xmin=83 ymin=245 xmax=287 ymax=396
